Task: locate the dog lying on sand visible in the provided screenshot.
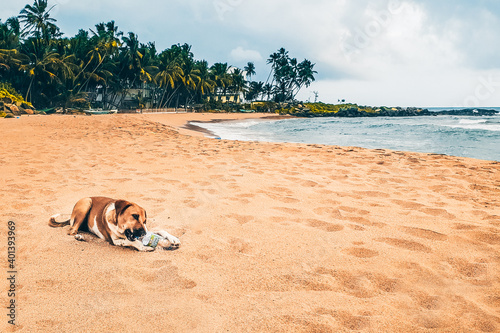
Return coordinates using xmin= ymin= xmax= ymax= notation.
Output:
xmin=49 ymin=197 xmax=180 ymax=251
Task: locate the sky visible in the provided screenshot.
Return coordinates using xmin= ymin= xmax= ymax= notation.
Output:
xmin=3 ymin=0 xmax=500 ymax=107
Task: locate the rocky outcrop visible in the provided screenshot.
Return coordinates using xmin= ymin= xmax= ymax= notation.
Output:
xmin=434 ymin=109 xmax=498 ymax=116
xmin=294 ymin=107 xmax=498 ymax=118
xmin=0 ymin=101 xmax=36 ymax=117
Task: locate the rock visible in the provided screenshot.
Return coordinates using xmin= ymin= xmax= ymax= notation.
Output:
xmin=435 ymin=109 xmax=497 ymax=116
xmin=5 ymin=104 xmax=20 ymax=115
xmin=17 ymin=106 xmax=33 ymax=115
xmin=23 ymin=107 xmax=34 ymax=115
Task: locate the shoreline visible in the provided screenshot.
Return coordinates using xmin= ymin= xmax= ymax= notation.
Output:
xmin=133 ymin=112 xmax=293 ymax=138
xmin=138 ymin=112 xmax=499 ymax=162
xmin=7 ymin=112 xmax=500 ymax=161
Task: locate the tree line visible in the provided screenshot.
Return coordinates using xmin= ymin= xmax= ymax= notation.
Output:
xmin=0 ymin=0 xmax=316 ymax=111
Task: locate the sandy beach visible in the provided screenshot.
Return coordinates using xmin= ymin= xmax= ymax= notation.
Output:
xmin=1 ymin=112 xmax=500 ymax=332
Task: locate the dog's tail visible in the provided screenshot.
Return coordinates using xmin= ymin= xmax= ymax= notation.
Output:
xmin=48 ymin=214 xmax=71 ymax=228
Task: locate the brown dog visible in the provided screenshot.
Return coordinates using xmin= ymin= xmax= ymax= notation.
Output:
xmin=49 ymin=197 xmax=180 ymax=251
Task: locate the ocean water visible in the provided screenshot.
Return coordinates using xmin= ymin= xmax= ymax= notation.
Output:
xmin=192 ymin=111 xmax=500 ymax=161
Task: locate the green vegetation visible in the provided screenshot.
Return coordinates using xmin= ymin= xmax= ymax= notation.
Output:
xmin=0 ymin=82 xmax=30 ymax=105
xmin=0 ymin=82 xmax=34 ymax=117
xmin=305 ymin=103 xmax=376 ymax=115
xmin=0 ymin=0 xmax=317 ymax=113
xmin=270 ymin=103 xmax=376 ymax=115
xmin=267 ymin=103 xmax=431 ymax=118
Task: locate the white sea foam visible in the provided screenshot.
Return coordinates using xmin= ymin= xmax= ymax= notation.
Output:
xmin=444 ymin=124 xmax=500 ymax=132
xmin=459 ymin=119 xmax=488 ymax=125
xmin=190 ymin=119 xmax=271 ymax=141
xmin=443 ymin=117 xmax=500 ymax=132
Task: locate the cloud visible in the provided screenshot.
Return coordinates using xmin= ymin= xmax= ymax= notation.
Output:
xmin=3 ymin=0 xmax=500 ymax=106
xmin=229 ymin=46 xmax=263 ymax=62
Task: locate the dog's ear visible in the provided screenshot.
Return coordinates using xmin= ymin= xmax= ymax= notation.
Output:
xmin=115 ymin=200 xmax=133 ymax=217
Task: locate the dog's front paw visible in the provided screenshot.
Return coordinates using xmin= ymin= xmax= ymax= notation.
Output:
xmin=159 ymin=236 xmax=181 ymax=250
xmin=67 ymin=228 xmax=78 ymax=236
xmin=138 ymin=245 xmax=155 ymax=252
xmin=169 ymin=236 xmax=181 ymax=249
xmin=74 ymin=234 xmax=86 ymax=242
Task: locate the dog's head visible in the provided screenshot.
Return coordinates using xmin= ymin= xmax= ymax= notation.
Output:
xmin=115 ymin=200 xmax=148 ymax=241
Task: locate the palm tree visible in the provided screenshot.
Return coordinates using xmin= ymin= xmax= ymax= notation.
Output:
xmin=20 ymin=38 xmax=77 ymax=105
xmin=210 ymin=62 xmax=231 ymax=96
xmin=75 ymin=21 xmax=122 ymax=104
xmin=0 ymin=50 xmax=10 ymax=71
xmin=0 ymin=18 xmax=21 ymax=49
xmin=119 ymin=32 xmax=144 ymax=88
xmin=246 ymin=81 xmax=264 ymax=102
xmin=292 ymin=59 xmax=317 ymax=100
xmin=0 ymin=49 xmax=25 ymax=75
xmin=138 ymin=42 xmax=157 ymax=83
xmin=244 ymin=62 xmax=255 ymax=80
xmin=193 ymin=60 xmax=214 ymax=103
xmin=18 ymin=0 xmax=60 ymax=43
xmin=266 ymin=48 xmax=317 ymax=103
xmin=180 ymin=57 xmax=201 ymax=109
xmin=229 ymin=67 xmax=245 ymax=98
xmin=261 ymin=83 xmax=272 ymax=101
xmin=1 ymin=2 xmax=319 ymax=112
xmin=266 ymin=48 xmax=288 ymax=84
xmin=154 ymin=50 xmax=183 ymax=108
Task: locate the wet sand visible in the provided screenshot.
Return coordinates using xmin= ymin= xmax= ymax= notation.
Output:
xmin=1 ymin=113 xmax=499 ymax=332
